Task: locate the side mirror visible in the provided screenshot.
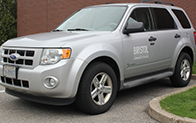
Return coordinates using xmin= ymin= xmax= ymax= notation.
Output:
xmin=123 ymin=22 xmax=145 ymax=34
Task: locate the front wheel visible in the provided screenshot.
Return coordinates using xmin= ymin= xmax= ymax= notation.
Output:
xmin=76 ymin=62 xmax=118 ymax=114
xmin=170 ymin=52 xmax=192 ymax=87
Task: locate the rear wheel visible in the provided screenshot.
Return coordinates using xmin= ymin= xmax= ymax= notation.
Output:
xmin=76 ymin=62 xmax=117 ymax=114
xmin=170 ymin=52 xmax=192 ymax=87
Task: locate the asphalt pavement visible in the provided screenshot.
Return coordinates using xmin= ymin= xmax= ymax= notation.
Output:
xmin=0 ymin=78 xmax=195 ymax=123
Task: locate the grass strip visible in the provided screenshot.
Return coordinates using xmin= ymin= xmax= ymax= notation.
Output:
xmin=160 ymin=87 xmax=196 ymax=119
xmin=193 ymin=62 xmax=196 ymax=74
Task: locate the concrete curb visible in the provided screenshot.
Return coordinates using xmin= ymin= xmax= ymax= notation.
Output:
xmin=148 ymin=84 xmax=196 ymax=123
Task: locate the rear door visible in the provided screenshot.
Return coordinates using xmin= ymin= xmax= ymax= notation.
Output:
xmin=151 ymin=7 xmax=182 ymax=69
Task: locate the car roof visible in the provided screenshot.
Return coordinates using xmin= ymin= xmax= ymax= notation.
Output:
xmin=87 ymin=3 xmax=182 ymax=10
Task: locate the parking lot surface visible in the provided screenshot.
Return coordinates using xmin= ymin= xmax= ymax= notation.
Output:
xmin=0 ymin=78 xmax=195 ymax=123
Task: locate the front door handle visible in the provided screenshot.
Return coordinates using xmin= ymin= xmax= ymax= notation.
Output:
xmin=148 ymin=36 xmax=157 ymax=42
xmin=175 ymin=34 xmax=181 ymax=38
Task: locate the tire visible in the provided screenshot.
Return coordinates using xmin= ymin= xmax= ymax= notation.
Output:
xmin=76 ymin=62 xmax=118 ymax=114
xmin=170 ymin=52 xmax=192 ymax=87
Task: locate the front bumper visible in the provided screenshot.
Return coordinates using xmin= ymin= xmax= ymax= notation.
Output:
xmin=0 ymin=58 xmax=86 ymax=99
xmin=6 ymin=88 xmax=75 ymax=105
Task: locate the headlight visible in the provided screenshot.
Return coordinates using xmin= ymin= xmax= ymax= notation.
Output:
xmin=41 ymin=48 xmax=71 ymax=65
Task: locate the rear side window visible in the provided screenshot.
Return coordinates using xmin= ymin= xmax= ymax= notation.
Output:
xmin=153 ymin=8 xmax=177 ymax=30
xmin=172 ymin=9 xmax=191 ymax=29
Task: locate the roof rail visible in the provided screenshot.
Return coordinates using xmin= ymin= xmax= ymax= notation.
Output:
xmin=141 ymin=0 xmax=175 ymax=6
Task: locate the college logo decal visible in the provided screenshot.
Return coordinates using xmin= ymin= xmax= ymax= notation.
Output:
xmin=133 ymin=46 xmax=149 ymax=60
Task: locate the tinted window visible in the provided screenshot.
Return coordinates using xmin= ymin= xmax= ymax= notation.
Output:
xmin=130 ymin=8 xmax=153 ymax=31
xmin=172 ymin=9 xmax=191 ymax=29
xmin=153 ymin=8 xmax=176 ymax=30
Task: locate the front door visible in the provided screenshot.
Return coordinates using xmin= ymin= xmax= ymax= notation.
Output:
xmin=122 ymin=7 xmax=160 ymax=78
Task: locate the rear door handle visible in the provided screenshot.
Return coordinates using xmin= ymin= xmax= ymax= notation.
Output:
xmin=175 ymin=34 xmax=181 ymax=38
xmin=148 ymin=36 xmax=157 ymax=42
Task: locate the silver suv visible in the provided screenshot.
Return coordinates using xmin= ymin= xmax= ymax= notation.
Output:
xmin=0 ymin=0 xmax=196 ymax=114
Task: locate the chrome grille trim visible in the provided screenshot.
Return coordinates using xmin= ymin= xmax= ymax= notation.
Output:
xmin=0 ymin=47 xmax=43 ymax=69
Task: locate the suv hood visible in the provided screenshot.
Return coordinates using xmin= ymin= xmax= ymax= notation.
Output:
xmin=3 ymin=32 xmax=109 ymax=48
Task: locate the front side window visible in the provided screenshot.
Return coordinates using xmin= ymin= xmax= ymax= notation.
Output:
xmin=153 ymin=8 xmax=177 ymax=30
xmin=128 ymin=8 xmax=153 ymax=31
xmin=56 ymin=6 xmax=127 ymax=32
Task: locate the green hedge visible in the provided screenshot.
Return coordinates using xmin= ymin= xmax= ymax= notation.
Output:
xmin=0 ymin=0 xmax=17 ymax=46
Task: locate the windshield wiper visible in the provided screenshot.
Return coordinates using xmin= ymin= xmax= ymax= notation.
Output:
xmin=67 ymin=28 xmax=89 ymax=31
xmin=53 ymin=29 xmax=63 ymax=32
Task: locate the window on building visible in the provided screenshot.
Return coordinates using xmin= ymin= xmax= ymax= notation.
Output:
xmin=153 ymin=8 xmax=177 ymax=30
xmin=172 ymin=9 xmax=191 ymax=29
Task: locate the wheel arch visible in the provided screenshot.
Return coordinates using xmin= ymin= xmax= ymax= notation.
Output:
xmin=174 ymin=46 xmax=194 ymax=68
xmin=181 ymin=47 xmax=194 ymax=65
xmin=83 ymin=56 xmax=121 ymax=91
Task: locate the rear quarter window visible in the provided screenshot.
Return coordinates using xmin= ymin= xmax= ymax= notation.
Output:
xmin=172 ymin=9 xmax=191 ymax=29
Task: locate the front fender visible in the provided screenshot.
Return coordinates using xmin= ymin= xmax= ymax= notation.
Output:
xmin=67 ymin=43 xmax=124 ymax=97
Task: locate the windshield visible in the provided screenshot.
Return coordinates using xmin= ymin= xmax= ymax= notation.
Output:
xmin=55 ymin=6 xmax=127 ymax=32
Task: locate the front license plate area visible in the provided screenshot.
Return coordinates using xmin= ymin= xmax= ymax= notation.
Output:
xmin=3 ymin=65 xmax=17 ymax=79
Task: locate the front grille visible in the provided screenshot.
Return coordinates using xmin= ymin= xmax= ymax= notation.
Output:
xmin=1 ymin=76 xmax=29 ymax=88
xmin=2 ymin=49 xmax=34 ymax=66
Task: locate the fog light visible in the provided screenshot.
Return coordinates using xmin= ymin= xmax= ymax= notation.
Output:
xmin=49 ymin=78 xmax=56 ymax=86
xmin=43 ymin=76 xmax=59 ymax=89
